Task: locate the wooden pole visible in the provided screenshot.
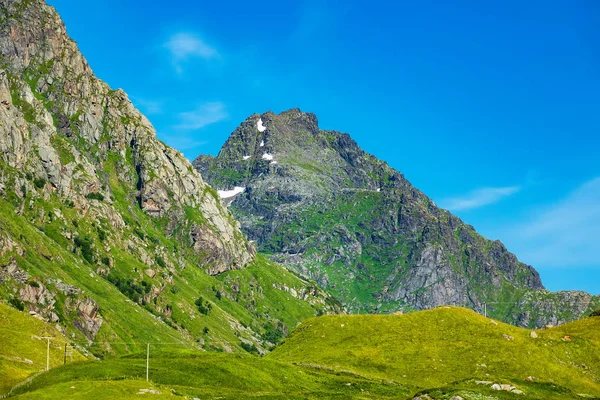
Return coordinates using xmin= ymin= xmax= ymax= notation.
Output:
xmin=46 ymin=338 xmax=50 ymax=371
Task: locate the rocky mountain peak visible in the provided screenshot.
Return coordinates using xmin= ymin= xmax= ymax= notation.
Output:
xmin=194 ymin=107 xmax=397 ymax=197
xmin=214 ymin=108 xmax=320 ymax=162
xmin=194 ymin=108 xmax=599 ymax=327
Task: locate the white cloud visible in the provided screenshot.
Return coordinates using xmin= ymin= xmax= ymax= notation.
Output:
xmin=174 ymin=102 xmax=227 ymax=131
xmin=164 ymin=33 xmax=219 ymax=73
xmin=440 ymin=186 xmax=521 ymax=211
xmin=131 ymin=97 xmax=163 ymax=115
xmin=509 ymin=177 xmax=600 ymax=268
xmin=165 ymin=32 xmax=219 ymax=60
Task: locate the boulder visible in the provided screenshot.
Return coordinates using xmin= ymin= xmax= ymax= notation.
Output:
xmin=530 ymin=331 xmax=538 ymax=339
xmin=144 ymin=269 xmax=156 ymax=278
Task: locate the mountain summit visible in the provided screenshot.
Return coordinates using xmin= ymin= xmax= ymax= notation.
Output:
xmin=195 ymin=108 xmax=599 ymax=327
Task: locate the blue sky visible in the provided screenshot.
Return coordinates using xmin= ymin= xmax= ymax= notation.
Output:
xmin=49 ymin=0 xmax=599 ymax=294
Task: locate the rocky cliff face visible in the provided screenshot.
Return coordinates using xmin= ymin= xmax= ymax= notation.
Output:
xmin=195 ymin=109 xmax=600 ymax=327
xmin=0 ymin=0 xmax=254 ymax=274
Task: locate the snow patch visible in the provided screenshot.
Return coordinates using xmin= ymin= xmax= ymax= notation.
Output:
xmin=260 ymin=140 xmax=265 ymax=147
xmin=376 ymin=188 xmax=381 ymax=192
xmin=257 ymin=118 xmax=266 ymax=132
xmin=270 ymin=161 xmax=278 ymax=165
xmin=217 ymin=186 xmax=245 ymax=199
xmin=243 ymin=155 xmax=251 ymax=160
xmin=262 ymin=153 xmax=274 ymax=161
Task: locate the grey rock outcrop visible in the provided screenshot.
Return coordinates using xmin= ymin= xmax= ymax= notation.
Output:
xmin=74 ymin=297 xmax=102 ymax=340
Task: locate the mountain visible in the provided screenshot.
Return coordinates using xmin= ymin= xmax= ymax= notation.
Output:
xmin=194 ymin=109 xmax=600 ymax=327
xmin=0 ymin=0 xmax=339 ymax=356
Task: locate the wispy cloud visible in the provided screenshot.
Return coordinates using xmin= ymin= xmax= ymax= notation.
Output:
xmin=174 ymin=102 xmax=228 ymax=130
xmin=510 ymin=177 xmax=600 ymax=268
xmin=131 ymin=97 xmax=164 ymax=115
xmin=440 ymin=186 xmax=521 ymax=211
xmin=164 ymin=32 xmax=219 ymax=74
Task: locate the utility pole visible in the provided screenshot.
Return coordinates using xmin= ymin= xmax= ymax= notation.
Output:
xmin=38 ymin=337 xmax=52 ymax=371
xmin=146 ymin=343 xmax=149 ymax=382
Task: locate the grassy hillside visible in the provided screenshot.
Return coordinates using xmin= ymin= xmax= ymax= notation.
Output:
xmin=4 ymin=306 xmax=600 ymax=400
xmin=0 ymin=191 xmax=336 ymax=358
xmin=269 ymin=307 xmax=600 ymax=398
xmin=0 ymin=303 xmax=86 ymax=394
xmin=7 ymin=350 xmax=412 ymax=399
xmin=8 ymin=354 xmax=598 ymax=400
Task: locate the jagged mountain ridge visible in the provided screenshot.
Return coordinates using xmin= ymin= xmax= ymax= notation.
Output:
xmin=195 ymin=109 xmax=600 ymax=327
xmin=0 ymin=0 xmax=340 ymax=354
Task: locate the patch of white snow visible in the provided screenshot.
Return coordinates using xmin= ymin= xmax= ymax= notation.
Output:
xmin=260 ymin=140 xmax=265 ymax=147
xmin=217 ymin=186 xmax=246 ymax=199
xmin=270 ymin=161 xmax=278 ymax=165
xmin=243 ymin=155 xmax=251 ymax=160
xmin=376 ymin=188 xmax=381 ymax=192
xmin=257 ymin=118 xmax=266 ymax=132
xmin=262 ymin=153 xmax=274 ymax=161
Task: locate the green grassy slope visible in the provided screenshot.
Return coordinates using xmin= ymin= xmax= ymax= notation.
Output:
xmin=0 ymin=191 xmax=334 ymax=357
xmin=269 ymin=307 xmax=600 ymax=398
xmin=4 ymin=306 xmax=600 ymax=400
xmin=0 ymin=303 xmax=86 ymax=394
xmin=8 ymin=351 xmax=412 ymax=400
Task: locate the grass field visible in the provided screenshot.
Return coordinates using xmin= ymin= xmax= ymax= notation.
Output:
xmin=269 ymin=307 xmax=600 ymax=398
xmin=6 ymin=351 xmax=413 ymax=399
xmin=2 ymin=306 xmax=600 ymax=399
xmin=0 ymin=304 xmax=86 ymax=394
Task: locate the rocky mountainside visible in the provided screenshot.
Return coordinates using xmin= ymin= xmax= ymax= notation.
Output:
xmin=0 ymin=0 xmax=340 ymax=355
xmin=195 ymin=109 xmax=599 ymax=327
xmin=0 ymin=0 xmax=254 ymax=273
